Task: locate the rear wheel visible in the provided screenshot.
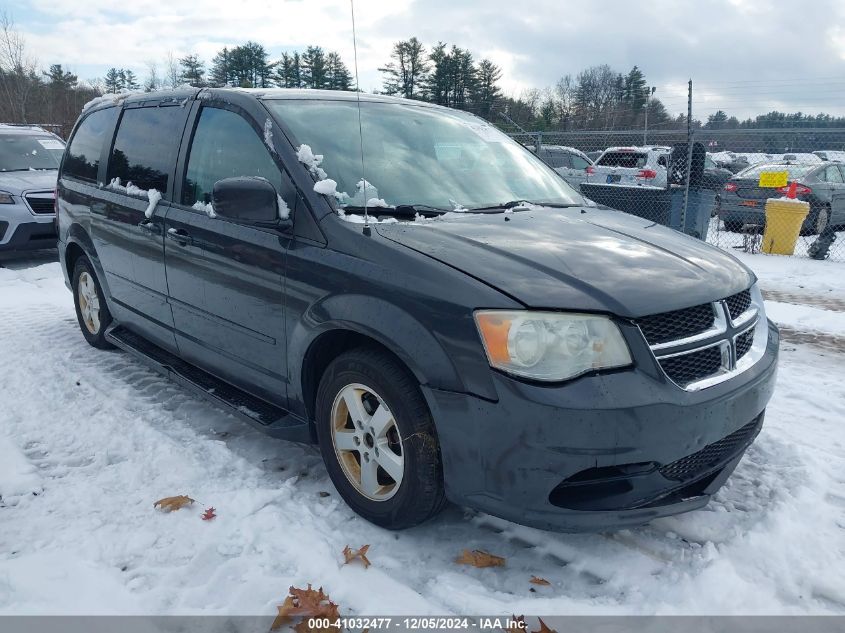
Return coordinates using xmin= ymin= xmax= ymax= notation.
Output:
xmin=72 ymin=257 xmax=114 ymax=349
xmin=315 ymin=347 xmax=446 ymax=529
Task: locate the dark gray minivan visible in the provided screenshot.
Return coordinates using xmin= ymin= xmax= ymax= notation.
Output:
xmin=57 ymin=89 xmax=778 ymax=532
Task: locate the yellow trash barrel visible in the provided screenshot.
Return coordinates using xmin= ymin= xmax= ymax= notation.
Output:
xmin=762 ymin=198 xmax=810 ymax=255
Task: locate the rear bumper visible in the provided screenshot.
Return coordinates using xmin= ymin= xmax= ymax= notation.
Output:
xmin=423 ymin=320 xmax=779 ymax=532
xmin=718 ymin=200 xmax=817 ymax=230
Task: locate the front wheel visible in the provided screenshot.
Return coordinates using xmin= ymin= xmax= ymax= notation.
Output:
xmin=315 ymin=347 xmax=446 ymax=529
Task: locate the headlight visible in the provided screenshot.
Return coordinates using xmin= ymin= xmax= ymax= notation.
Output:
xmin=0 ymin=191 xmax=14 ymax=204
xmin=474 ymin=310 xmax=632 ymax=381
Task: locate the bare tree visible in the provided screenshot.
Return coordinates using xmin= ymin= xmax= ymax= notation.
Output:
xmin=164 ymin=51 xmax=180 ymax=88
xmin=144 ymin=60 xmax=161 ymax=92
xmin=0 ymin=10 xmax=37 ymax=122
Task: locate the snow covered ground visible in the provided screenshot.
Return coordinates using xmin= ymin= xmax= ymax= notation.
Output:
xmin=1 ymin=253 xmax=844 ymax=616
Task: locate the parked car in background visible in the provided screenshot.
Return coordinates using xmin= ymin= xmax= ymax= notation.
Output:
xmin=0 ymin=124 xmax=64 ymax=256
xmin=586 ymin=146 xmax=670 ymax=188
xmin=814 ymin=150 xmax=845 ymax=162
xmin=534 ymin=145 xmax=593 ymax=190
xmin=774 ymin=153 xmax=822 ymax=164
xmin=703 ymin=154 xmax=734 ymax=192
xmin=718 ymin=161 xmax=845 ymax=234
xmin=57 ymin=88 xmax=778 ymax=533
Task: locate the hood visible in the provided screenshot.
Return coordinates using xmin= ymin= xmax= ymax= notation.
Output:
xmin=375 ymin=207 xmax=754 ymax=318
xmin=0 ymin=170 xmax=59 ymax=194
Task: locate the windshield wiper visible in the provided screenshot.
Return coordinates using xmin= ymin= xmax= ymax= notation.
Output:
xmin=467 ymin=200 xmax=582 ymax=212
xmin=341 ymin=204 xmax=450 ymax=218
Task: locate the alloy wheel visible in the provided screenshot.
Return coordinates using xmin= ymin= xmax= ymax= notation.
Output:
xmin=77 ymin=271 xmax=101 ymax=335
xmin=330 ymin=383 xmax=404 ymax=501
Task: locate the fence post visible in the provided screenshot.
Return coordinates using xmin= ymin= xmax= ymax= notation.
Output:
xmin=535 ymin=131 xmax=543 ymax=154
xmin=681 ymin=79 xmax=694 ymax=234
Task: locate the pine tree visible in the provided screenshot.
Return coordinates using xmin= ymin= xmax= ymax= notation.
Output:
xmin=179 ymin=54 xmax=205 ymax=87
xmin=123 ymin=69 xmax=140 ymax=90
xmin=301 ymin=46 xmax=328 ymax=89
xmin=210 ymin=47 xmax=230 ymax=87
xmin=42 ymin=64 xmax=77 ymax=89
xmin=104 ymin=67 xmax=123 ymax=93
xmin=378 ymin=37 xmax=429 ymax=99
xmin=623 ymin=65 xmax=648 ymax=111
xmin=325 ymin=52 xmax=353 ymax=90
xmin=426 ymin=42 xmax=449 ymax=105
xmin=471 ymin=58 xmax=501 ymax=119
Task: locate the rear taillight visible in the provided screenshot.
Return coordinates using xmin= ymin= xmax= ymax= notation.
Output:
xmin=724 ymin=182 xmax=738 ymax=192
xmin=585 ymin=166 xmax=595 ymax=175
xmin=636 ymin=169 xmax=657 ymax=179
xmin=776 ymin=183 xmax=812 ymax=196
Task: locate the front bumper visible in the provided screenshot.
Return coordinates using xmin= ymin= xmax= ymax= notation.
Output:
xmin=0 ymin=199 xmax=56 ymax=254
xmin=423 ymin=320 xmax=779 ymax=532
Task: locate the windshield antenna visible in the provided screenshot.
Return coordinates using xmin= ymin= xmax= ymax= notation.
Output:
xmin=349 ymin=0 xmax=370 ymax=235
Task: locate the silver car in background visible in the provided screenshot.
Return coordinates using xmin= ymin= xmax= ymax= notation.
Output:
xmin=534 ymin=145 xmax=594 ymax=190
xmin=0 ymin=124 xmax=64 ymax=256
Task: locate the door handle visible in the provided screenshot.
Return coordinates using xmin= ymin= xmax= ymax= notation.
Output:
xmin=138 ymin=220 xmax=162 ymax=235
xmin=166 ymin=227 xmax=193 ymax=246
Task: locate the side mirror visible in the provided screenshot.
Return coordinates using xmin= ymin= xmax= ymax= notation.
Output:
xmin=212 ymin=177 xmax=289 ymax=227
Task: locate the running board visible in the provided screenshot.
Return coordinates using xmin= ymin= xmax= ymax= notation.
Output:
xmin=105 ymin=325 xmax=312 ymax=442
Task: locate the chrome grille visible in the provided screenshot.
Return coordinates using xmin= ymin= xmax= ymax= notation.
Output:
xmin=735 ymin=328 xmax=754 ymax=360
xmin=636 ymin=286 xmax=765 ymax=391
xmin=725 ymin=290 xmax=752 ymax=321
xmin=635 ymin=303 xmax=715 ymax=345
xmin=658 ymin=344 xmax=725 ymax=388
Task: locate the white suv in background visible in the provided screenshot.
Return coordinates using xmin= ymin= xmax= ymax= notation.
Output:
xmin=0 ymin=124 xmax=65 ymax=256
xmin=587 ymin=146 xmax=671 ymax=188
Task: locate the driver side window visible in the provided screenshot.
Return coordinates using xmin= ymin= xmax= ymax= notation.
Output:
xmin=182 ymin=107 xmax=294 ymax=209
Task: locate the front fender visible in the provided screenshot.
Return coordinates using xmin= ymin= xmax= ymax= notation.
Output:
xmin=289 ymin=293 xmax=465 ymax=396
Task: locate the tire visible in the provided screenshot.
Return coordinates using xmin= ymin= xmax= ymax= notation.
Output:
xmin=72 ymin=256 xmax=114 ymax=349
xmin=817 ymin=205 xmax=830 ymax=235
xmin=315 ymin=347 xmax=446 ymax=529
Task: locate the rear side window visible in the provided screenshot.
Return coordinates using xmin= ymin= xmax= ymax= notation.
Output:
xmin=597 ymin=152 xmax=647 ymax=168
xmin=63 ymin=108 xmax=118 ymax=182
xmin=182 ymin=107 xmax=291 ymax=207
xmin=571 ymin=155 xmax=590 ymax=170
xmin=824 ymin=165 xmax=844 ymax=183
xmin=107 ymin=106 xmax=186 ymax=192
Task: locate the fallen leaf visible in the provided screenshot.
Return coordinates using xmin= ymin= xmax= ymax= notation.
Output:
xmin=529 ymin=576 xmax=550 ymax=586
xmin=201 ymin=507 xmax=216 ymax=521
xmin=271 ymin=585 xmax=340 ymax=633
xmin=531 ymin=618 xmax=556 ymax=633
xmin=503 ymin=615 xmax=526 ymax=633
xmin=153 ymin=495 xmax=195 ymax=512
xmin=342 ymin=544 xmax=371 ymax=568
xmin=455 ymin=549 xmax=505 ymax=568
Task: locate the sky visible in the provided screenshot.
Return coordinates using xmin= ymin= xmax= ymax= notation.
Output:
xmin=9 ymin=0 xmax=845 ymax=120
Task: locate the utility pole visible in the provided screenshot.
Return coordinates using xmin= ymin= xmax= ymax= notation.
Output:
xmin=643 ymin=86 xmax=656 ymax=145
xmin=681 ymin=80 xmax=694 ymax=234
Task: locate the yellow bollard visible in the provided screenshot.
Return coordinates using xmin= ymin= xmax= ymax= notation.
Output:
xmin=762 ymin=198 xmax=810 ymax=255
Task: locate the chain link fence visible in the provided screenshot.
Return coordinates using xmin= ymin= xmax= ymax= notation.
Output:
xmin=508 ymin=128 xmax=845 ymax=262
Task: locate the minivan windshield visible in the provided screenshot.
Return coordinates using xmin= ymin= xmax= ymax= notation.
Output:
xmin=0 ymin=134 xmax=65 ymax=172
xmin=268 ymin=100 xmax=583 ymax=211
